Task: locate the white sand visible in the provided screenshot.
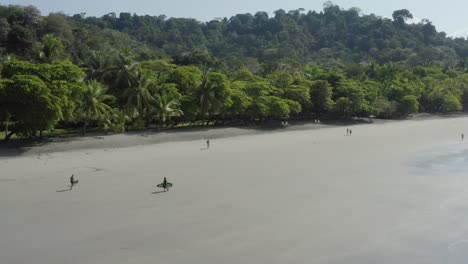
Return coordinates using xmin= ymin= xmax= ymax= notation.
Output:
xmin=2 ymin=117 xmax=468 ymax=264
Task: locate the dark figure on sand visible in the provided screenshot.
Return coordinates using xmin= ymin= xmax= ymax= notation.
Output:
xmin=70 ymin=174 xmax=78 ymax=190
xmin=346 ymin=128 xmax=349 ymax=135
xmin=207 ymin=139 xmax=210 ymax=149
xmin=349 ymin=129 xmax=352 ymax=136
xmin=163 ymin=177 xmax=168 ymax=192
xmin=462 ymin=133 xmax=464 ymax=142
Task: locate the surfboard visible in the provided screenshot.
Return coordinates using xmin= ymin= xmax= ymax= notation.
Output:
xmin=157 ymin=182 xmax=173 ymax=189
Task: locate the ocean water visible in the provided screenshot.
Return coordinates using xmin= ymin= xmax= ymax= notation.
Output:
xmin=410 ymin=145 xmax=468 ymax=174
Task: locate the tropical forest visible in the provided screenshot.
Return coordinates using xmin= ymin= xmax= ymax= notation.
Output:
xmin=2 ymin=2 xmax=468 ymax=139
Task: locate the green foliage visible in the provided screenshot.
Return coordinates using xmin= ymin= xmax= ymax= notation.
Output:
xmin=374 ymin=97 xmax=398 ymax=118
xmin=3 ymin=3 xmax=468 ymax=68
xmin=4 ymin=75 xmax=59 ymax=136
xmin=169 ymin=65 xmax=202 ymax=92
xmin=310 ymin=80 xmax=334 ymax=115
xmin=39 ymin=34 xmax=66 ymax=63
xmin=442 ymin=94 xmax=462 ymax=112
xmin=152 ymin=87 xmax=183 ymax=127
xmin=193 ymin=72 xmax=231 ymax=123
xmin=226 ymin=86 xmax=252 ymax=116
xmin=76 ymin=80 xmax=116 ymax=134
xmin=122 ymin=72 xmax=154 ymax=121
xmin=267 ymin=96 xmax=291 ymax=119
xmin=333 ymin=97 xmax=353 ymax=117
xmin=2 ymin=3 xmax=468 ymax=138
xmin=283 ymin=85 xmax=311 ymax=109
xmin=399 ymin=95 xmax=419 ymax=115
xmin=334 ymin=79 xmax=370 ymax=116
xmin=392 ymin=9 xmax=413 ymax=27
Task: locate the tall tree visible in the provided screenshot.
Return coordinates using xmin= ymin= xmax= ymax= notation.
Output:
xmin=193 ymin=72 xmax=230 ymax=125
xmin=392 ymin=9 xmax=413 ymax=27
xmin=38 ymin=34 xmax=66 ymax=63
xmin=76 ymin=80 xmax=115 ymax=135
xmin=122 ymin=72 xmax=154 ymax=127
xmin=153 ymin=88 xmax=183 ymax=127
xmin=4 ymin=75 xmax=59 ymax=138
xmin=310 ymin=80 xmax=334 ymax=116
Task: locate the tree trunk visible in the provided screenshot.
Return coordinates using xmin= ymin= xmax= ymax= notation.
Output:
xmin=39 ymin=130 xmax=43 ymax=138
xmin=5 ymin=130 xmax=14 ymax=141
xmin=145 ymin=109 xmax=151 ymax=129
xmin=4 ymin=117 xmax=9 ymax=141
xmin=82 ymin=121 xmax=87 ymax=136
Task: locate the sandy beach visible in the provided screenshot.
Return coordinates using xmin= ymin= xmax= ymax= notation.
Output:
xmin=2 ymin=117 xmax=468 ymax=264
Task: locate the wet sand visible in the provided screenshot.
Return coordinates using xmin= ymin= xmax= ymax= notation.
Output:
xmin=2 ymin=117 xmax=468 ymax=264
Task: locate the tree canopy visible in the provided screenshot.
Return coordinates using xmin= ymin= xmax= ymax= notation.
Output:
xmin=2 ymin=3 xmax=468 ymax=139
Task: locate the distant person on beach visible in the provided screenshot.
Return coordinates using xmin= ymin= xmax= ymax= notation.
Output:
xmin=350 ymin=129 xmax=352 ymax=136
xmin=207 ymin=139 xmax=210 ymax=149
xmin=70 ymin=174 xmax=78 ymax=190
xmin=346 ymin=128 xmax=349 ymax=135
xmin=163 ymin=177 xmax=168 ymax=192
xmin=462 ymin=133 xmax=464 ymax=142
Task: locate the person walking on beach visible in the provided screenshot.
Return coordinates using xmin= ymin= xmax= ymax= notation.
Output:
xmin=206 ymin=139 xmax=210 ymax=149
xmin=163 ymin=177 xmax=168 ymax=192
xmin=349 ymin=129 xmax=352 ymax=136
xmin=70 ymin=174 xmax=78 ymax=190
xmin=462 ymin=133 xmax=464 ymax=142
xmin=346 ymin=128 xmax=349 ymax=135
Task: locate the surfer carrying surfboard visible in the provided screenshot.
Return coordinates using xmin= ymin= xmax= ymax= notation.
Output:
xmin=163 ymin=177 xmax=168 ymax=191
xmin=157 ymin=177 xmax=173 ymax=192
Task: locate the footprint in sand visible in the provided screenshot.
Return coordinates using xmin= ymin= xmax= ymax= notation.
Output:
xmin=56 ymin=166 xmax=107 ymax=175
xmin=0 ymin=179 xmax=17 ymax=183
xmin=86 ymin=166 xmax=106 ymax=172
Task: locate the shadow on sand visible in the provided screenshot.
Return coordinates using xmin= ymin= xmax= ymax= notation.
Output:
xmin=152 ymin=190 xmax=168 ymax=194
xmin=56 ymin=189 xmax=70 ymax=193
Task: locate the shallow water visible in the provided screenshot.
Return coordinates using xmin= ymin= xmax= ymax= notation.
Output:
xmin=410 ymin=144 xmax=468 ymax=174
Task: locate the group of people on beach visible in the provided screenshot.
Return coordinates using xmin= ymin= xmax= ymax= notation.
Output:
xmin=68 ymin=175 xmax=171 ymax=192
xmin=67 ymin=126 xmax=365 ymax=193
xmin=67 ymin=138 xmax=215 ymax=191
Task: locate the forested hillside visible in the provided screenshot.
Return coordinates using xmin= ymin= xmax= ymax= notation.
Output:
xmin=1 ymin=2 xmax=468 ymax=140
xmin=3 ymin=2 xmax=468 ymax=67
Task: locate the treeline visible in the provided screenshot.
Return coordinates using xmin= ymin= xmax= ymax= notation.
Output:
xmin=1 ymin=4 xmax=468 ymax=140
xmin=1 ymin=46 xmax=468 ymax=139
xmin=2 ymin=3 xmax=468 ymax=68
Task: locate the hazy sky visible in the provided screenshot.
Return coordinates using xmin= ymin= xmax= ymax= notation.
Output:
xmin=3 ymin=0 xmax=468 ymax=37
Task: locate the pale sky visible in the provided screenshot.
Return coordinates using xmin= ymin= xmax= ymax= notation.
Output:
xmin=3 ymin=0 xmax=468 ymax=37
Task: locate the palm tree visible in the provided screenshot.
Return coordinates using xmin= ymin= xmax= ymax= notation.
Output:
xmin=153 ymin=91 xmax=183 ymax=127
xmin=39 ymin=34 xmax=65 ymax=63
xmin=111 ymin=50 xmax=139 ymax=92
xmin=77 ymin=81 xmax=115 ymax=135
xmin=84 ymin=49 xmax=112 ymax=82
xmin=122 ymin=72 xmax=154 ymax=127
xmin=195 ymin=73 xmax=226 ymax=125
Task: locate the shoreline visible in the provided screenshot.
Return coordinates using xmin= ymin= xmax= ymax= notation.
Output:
xmin=0 ymin=113 xmax=465 ymax=158
xmin=2 ymin=113 xmax=468 ymax=263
